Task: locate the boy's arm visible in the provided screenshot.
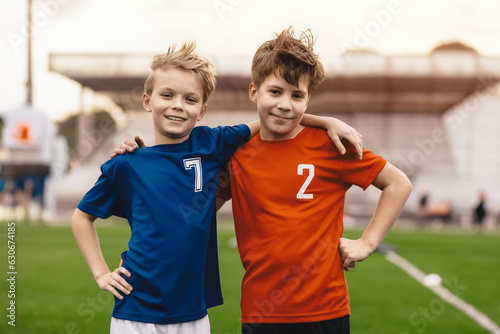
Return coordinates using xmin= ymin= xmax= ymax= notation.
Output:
xmin=110 ymin=118 xmax=359 ymax=158
xmin=301 ymin=114 xmax=363 ymax=159
xmin=110 ymin=121 xmax=261 ymax=158
xmin=339 ymin=162 xmax=412 ymax=271
xmin=245 ymin=120 xmax=260 ymax=138
xmin=71 ymin=208 xmax=133 ymax=299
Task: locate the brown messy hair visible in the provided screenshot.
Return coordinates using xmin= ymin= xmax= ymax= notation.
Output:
xmin=251 ymin=27 xmax=325 ymax=94
xmin=144 ymin=41 xmax=216 ymax=104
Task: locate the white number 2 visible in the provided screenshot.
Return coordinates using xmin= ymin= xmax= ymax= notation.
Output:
xmin=297 ymin=164 xmax=314 ymax=199
xmin=184 ymin=158 xmax=203 ymax=192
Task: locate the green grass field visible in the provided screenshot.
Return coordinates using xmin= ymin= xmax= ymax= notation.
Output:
xmin=1 ymin=220 xmax=499 ymax=334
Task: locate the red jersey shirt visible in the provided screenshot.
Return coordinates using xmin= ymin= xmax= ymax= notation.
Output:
xmin=226 ymin=126 xmax=387 ymax=324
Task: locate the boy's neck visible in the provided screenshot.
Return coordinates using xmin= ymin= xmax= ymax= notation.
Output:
xmin=154 ymin=134 xmax=190 ymax=145
xmin=259 ymin=124 xmax=305 ymax=141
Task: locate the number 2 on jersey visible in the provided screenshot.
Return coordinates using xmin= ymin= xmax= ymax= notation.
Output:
xmin=184 ymin=158 xmax=202 ymax=192
xmin=297 ymin=164 xmax=314 ymax=199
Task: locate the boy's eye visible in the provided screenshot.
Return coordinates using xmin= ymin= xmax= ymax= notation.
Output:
xmin=162 ymin=93 xmax=172 ymax=98
xmin=186 ymin=97 xmax=198 ymax=103
xmin=269 ymin=90 xmax=281 ymax=95
xmin=293 ymin=93 xmax=305 ymax=99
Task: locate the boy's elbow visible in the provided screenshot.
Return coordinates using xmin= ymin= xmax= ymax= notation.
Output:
xmin=383 ymin=164 xmax=412 ymax=198
xmin=376 ymin=163 xmax=412 ymax=196
xmin=398 ymin=172 xmax=413 ymax=198
xmin=71 ymin=209 xmax=83 ymax=231
xmin=71 ymin=208 xmax=96 ymax=230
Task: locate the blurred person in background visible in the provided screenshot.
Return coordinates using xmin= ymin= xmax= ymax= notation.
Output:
xmin=473 ymin=189 xmax=487 ymax=229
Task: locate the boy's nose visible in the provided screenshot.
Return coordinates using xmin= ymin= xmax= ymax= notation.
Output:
xmin=278 ymin=97 xmax=292 ymax=111
xmin=172 ymin=97 xmax=183 ymax=111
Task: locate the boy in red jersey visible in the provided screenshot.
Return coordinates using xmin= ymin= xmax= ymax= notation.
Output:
xmin=216 ymin=27 xmax=412 ymax=334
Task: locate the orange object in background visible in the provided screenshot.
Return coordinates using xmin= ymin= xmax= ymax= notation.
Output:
xmin=14 ymin=122 xmax=32 ymax=144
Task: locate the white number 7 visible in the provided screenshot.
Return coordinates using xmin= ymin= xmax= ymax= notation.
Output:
xmin=184 ymin=158 xmax=203 ymax=192
xmin=297 ymin=164 xmax=314 ymax=199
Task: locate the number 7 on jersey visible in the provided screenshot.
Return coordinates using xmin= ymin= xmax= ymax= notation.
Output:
xmin=184 ymin=158 xmax=203 ymax=192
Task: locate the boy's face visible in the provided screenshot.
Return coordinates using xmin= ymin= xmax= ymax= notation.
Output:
xmin=143 ymin=67 xmax=207 ymax=145
xmin=249 ymin=72 xmax=310 ymax=141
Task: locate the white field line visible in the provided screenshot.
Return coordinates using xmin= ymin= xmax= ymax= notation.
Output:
xmin=385 ymin=251 xmax=500 ymax=334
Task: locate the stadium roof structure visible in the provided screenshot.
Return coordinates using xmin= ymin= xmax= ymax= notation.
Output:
xmin=49 ymin=50 xmax=500 ymax=115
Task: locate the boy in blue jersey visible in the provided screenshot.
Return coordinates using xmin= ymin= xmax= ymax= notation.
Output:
xmin=72 ymin=42 xmax=261 ymax=333
xmin=74 ymin=39 xmax=363 ymax=332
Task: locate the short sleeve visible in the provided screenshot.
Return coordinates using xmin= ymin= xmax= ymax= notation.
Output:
xmin=339 ymin=147 xmax=387 ymax=190
xmin=77 ymin=163 xmax=125 ymax=219
xmin=192 ymin=125 xmax=250 ymax=164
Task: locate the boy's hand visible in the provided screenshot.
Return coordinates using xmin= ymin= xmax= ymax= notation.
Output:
xmin=338 ymin=237 xmax=375 ymax=271
xmin=326 ymin=118 xmax=363 ymax=160
xmin=110 ymin=136 xmax=146 ymax=158
xmin=95 ymin=267 xmax=133 ymax=300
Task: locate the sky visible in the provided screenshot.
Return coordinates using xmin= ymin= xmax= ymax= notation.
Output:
xmin=1 ymin=0 xmax=500 ymax=121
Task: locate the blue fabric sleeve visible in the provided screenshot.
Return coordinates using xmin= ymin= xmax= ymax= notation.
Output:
xmin=77 ymin=161 xmax=126 ymax=219
xmin=210 ymin=124 xmax=251 ymax=163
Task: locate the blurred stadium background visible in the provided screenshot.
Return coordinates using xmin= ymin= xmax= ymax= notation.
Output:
xmin=1 ymin=0 xmax=500 ymax=333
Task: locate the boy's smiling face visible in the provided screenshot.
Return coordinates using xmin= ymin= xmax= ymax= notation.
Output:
xmin=143 ymin=67 xmax=207 ymax=145
xmin=250 ymin=72 xmax=310 ymax=141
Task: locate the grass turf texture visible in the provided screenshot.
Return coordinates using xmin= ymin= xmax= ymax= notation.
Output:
xmin=0 ymin=221 xmax=498 ymax=333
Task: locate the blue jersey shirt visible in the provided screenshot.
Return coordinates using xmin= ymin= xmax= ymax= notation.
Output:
xmin=77 ymin=125 xmax=250 ymax=324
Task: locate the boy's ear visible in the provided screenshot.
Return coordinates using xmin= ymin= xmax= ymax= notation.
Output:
xmin=143 ymin=93 xmax=152 ymax=112
xmin=248 ymin=83 xmax=258 ymax=104
xmin=197 ymin=104 xmax=208 ymax=121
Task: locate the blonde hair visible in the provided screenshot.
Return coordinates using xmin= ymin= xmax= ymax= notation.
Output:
xmin=251 ymin=27 xmax=325 ymax=94
xmin=144 ymin=41 xmax=216 ymax=103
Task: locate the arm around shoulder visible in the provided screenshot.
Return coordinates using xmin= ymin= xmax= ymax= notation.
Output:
xmin=301 ymin=114 xmax=363 ymax=159
xmin=245 ymin=120 xmax=260 ymax=138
